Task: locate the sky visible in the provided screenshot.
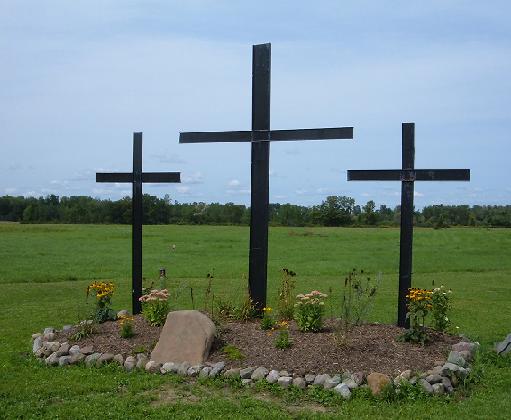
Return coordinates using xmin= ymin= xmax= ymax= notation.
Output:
xmin=1 ymin=1 xmax=510 ymax=208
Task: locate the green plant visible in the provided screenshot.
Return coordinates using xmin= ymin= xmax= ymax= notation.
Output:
xmin=277 ymin=268 xmax=296 ymax=320
xmin=215 ymin=296 xmax=236 ymax=321
xmin=431 ymin=285 xmax=452 ymax=332
xmin=70 ymin=320 xmax=95 ymax=341
xmin=274 ymin=321 xmax=292 ymax=349
xmin=260 ymin=306 xmax=275 ymax=330
xmin=118 ymin=315 xmax=134 ymax=338
xmin=133 ymin=345 xmax=148 ymax=354
xmin=139 ymin=289 xmax=170 ymax=326
xmin=294 ymin=290 xmax=327 ymax=332
xmin=340 ymin=269 xmax=381 ymax=327
xmin=232 ymin=291 xmax=257 ymax=322
xmin=399 ymin=288 xmax=433 ymax=345
xmin=86 ymin=281 xmax=116 ymax=323
xmin=222 ymin=344 xmax=245 ymax=361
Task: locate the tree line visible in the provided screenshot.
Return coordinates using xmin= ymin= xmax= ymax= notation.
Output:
xmin=0 ymin=194 xmax=510 ymax=227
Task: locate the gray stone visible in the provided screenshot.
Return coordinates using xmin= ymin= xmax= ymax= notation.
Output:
xmin=43 ymin=333 xmax=56 ymax=342
xmin=442 ymin=362 xmax=460 ymax=375
xmin=267 ymin=370 xmax=280 ymax=384
xmin=351 ymin=371 xmax=365 ymax=386
xmin=70 ymin=353 xmax=85 ymax=364
xmin=343 ymin=378 xmax=358 ymax=389
xmin=177 ymin=361 xmax=191 ymax=375
xmin=58 ymin=355 xmax=72 ymax=366
xmin=136 ymin=354 xmax=149 ymax=370
xmin=80 ymin=320 xmax=93 ymax=326
xmin=161 ymin=362 xmax=178 ymax=374
xmin=113 ymin=354 xmax=124 ymax=366
xmin=419 ymin=378 xmax=433 ymax=394
xmin=96 ymin=353 xmax=114 ymax=367
xmin=69 ymin=345 xmax=81 ymax=355
xmin=341 ymin=371 xmax=352 ymax=381
xmin=45 ymin=352 xmax=59 ymax=366
xmin=32 ymin=337 xmax=43 ymax=354
xmin=124 ymin=356 xmax=137 ymax=372
xmin=279 ymin=370 xmax=290 ymax=377
xmin=209 ymin=361 xmax=225 ymax=377
xmin=240 ymin=367 xmax=255 ymax=379
xmin=241 ymin=378 xmax=252 ymax=386
xmin=251 ymin=367 xmax=269 ymax=381
xmin=117 ymin=309 xmax=129 ymax=319
xmin=187 ymin=365 xmax=202 ymax=376
xmin=453 ymin=341 xmax=480 ymax=356
xmin=80 ymin=345 xmax=94 ymax=355
xmin=199 ymin=366 xmax=212 ymax=378
xmin=425 ymin=374 xmax=443 ymax=384
xmin=56 ymin=342 xmax=70 ymax=357
xmin=334 ymin=383 xmax=352 ymax=399
xmin=62 ymin=325 xmax=73 ymax=332
xmin=145 ymin=360 xmax=162 ymax=373
xmin=46 ymin=342 xmax=60 ymax=353
xmin=43 ymin=327 xmax=55 ymax=335
xmin=304 ymin=374 xmax=316 ymax=385
xmin=278 ymin=376 xmax=293 ymax=388
xmin=432 ymin=382 xmax=444 ymax=395
xmin=293 ymin=377 xmax=306 ymax=389
xmin=324 ymin=376 xmax=341 ymax=389
xmin=313 ymin=374 xmax=330 ymax=386
xmin=433 ymin=360 xmax=445 ymax=367
xmin=85 ymin=352 xmax=102 ymax=367
xmin=151 ymin=310 xmax=216 ymax=365
xmin=430 ymin=366 xmax=443 ymax=376
xmin=458 ymin=350 xmax=473 ymax=362
xmin=224 ymin=368 xmax=240 ymax=378
xmin=495 ymin=334 xmax=511 ymax=355
xmin=447 ymin=351 xmax=467 ymax=367
xmin=32 ymin=333 xmax=42 ymax=340
xmin=442 ymin=376 xmax=454 ymax=393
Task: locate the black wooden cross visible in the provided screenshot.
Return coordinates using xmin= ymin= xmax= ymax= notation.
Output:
xmin=347 ymin=122 xmax=470 ymax=328
xmin=96 ymin=132 xmax=181 ymax=314
xmin=180 ymin=43 xmax=353 ymax=311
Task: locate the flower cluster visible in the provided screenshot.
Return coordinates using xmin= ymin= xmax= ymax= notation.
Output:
xmin=294 ymin=290 xmax=328 ymax=332
xmin=87 ymin=281 xmax=115 ymax=302
xmin=295 ymin=290 xmax=328 ymax=306
xmin=406 ymin=288 xmax=433 ymax=305
xmin=138 ymin=289 xmax=169 ymax=303
xmin=431 ymin=286 xmax=453 ymax=332
xmin=117 ymin=314 xmax=135 ymax=338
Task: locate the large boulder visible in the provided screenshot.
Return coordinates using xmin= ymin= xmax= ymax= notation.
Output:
xmin=150 ymin=310 xmax=216 ymax=365
xmin=367 ymin=372 xmax=391 ymax=395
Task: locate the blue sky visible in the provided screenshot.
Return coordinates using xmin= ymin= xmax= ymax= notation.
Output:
xmin=1 ymin=1 xmax=510 ymax=208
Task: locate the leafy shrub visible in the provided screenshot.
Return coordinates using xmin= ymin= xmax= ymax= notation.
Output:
xmin=274 ymin=321 xmax=292 ymax=349
xmin=431 ymin=285 xmax=452 ymax=332
xmin=400 ymin=288 xmax=433 ymax=344
xmin=215 ymin=297 xmax=236 ymax=321
xmin=294 ymin=290 xmax=327 ymax=332
xmin=118 ymin=315 xmax=134 ymax=338
xmin=277 ymin=268 xmax=296 ymax=320
xmin=139 ymin=289 xmax=170 ymax=326
xmin=260 ymin=307 xmax=275 ymax=330
xmin=232 ymin=292 xmax=257 ymax=322
xmin=71 ymin=321 xmax=95 ymax=341
xmin=86 ymin=281 xmax=116 ymax=323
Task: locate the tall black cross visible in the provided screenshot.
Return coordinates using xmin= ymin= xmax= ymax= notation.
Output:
xmin=347 ymin=122 xmax=470 ymax=328
xmin=180 ymin=43 xmax=353 ymax=311
xmin=96 ymin=132 xmax=181 ymax=314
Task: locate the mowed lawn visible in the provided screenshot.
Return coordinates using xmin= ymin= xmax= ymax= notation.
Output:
xmin=0 ymin=223 xmax=510 ymax=419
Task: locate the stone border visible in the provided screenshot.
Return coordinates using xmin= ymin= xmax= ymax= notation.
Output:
xmin=31 ymin=325 xmax=480 ymax=400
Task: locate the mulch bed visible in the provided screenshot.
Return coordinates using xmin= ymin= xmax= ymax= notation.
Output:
xmin=56 ymin=316 xmax=458 ymax=377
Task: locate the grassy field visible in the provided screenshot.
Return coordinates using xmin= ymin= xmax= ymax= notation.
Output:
xmin=0 ymin=223 xmax=510 ymax=418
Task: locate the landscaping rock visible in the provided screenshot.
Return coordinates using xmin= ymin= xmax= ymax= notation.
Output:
xmin=124 ymin=356 xmax=136 ymax=372
xmin=324 ymin=376 xmax=341 ymax=389
xmin=69 ymin=345 xmax=81 ymax=355
xmin=433 ymin=360 xmax=445 ymax=367
xmin=45 ymin=352 xmax=59 ymax=366
xmin=351 ymin=371 xmax=365 ymax=386
xmin=177 ymin=361 xmax=191 ymax=376
xmin=145 ymin=361 xmax=162 ymax=373
xmin=224 ymin=368 xmax=240 ymax=378
xmin=419 ymin=378 xmax=433 ymax=394
xmin=265 ymin=370 xmax=279 ymax=383
xmin=425 ymin=374 xmax=443 ymax=384
xmin=117 ymin=309 xmax=129 ymax=319
xmin=96 ymin=353 xmax=114 ymax=367
xmin=251 ymin=367 xmax=269 ymax=381
xmin=495 ymin=334 xmax=511 ymax=355
xmin=58 ymin=356 xmax=72 ymax=366
xmin=453 ymin=341 xmax=480 ymax=356
xmin=43 ymin=333 xmax=56 ymax=342
xmin=430 ymin=366 xmax=443 ymax=376
xmin=367 ymin=373 xmax=391 ymax=396
xmin=80 ymin=345 xmax=94 ymax=355
xmin=293 ymin=377 xmax=306 ymax=389
xmin=150 ymin=310 xmax=215 ymax=365
xmin=240 ymin=367 xmax=255 ymax=379
xmin=62 ymin=325 xmax=73 ymax=332
xmin=85 ymin=352 xmax=102 ymax=367
xmin=56 ymin=342 xmax=70 ymax=357
xmin=32 ymin=333 xmax=42 ymax=340
xmin=43 ymin=327 xmax=55 ymax=335
xmin=334 ymin=383 xmax=352 ymax=400
xmin=113 ymin=354 xmax=124 ymax=366
xmin=447 ymin=351 xmax=467 ymax=367
xmin=313 ymin=374 xmax=330 ymax=386
xmin=209 ymin=361 xmax=225 ymax=377
xmin=279 ymin=370 xmax=290 ymax=377
xmin=136 ymin=354 xmax=149 ymax=370
xmin=442 ymin=376 xmax=454 ymax=393
xmin=432 ymin=383 xmax=444 ymax=395
xmin=70 ymin=352 xmax=85 ymax=364
xmin=304 ymin=374 xmax=316 ymax=385
xmin=199 ymin=366 xmax=212 ymax=378
xmin=343 ymin=378 xmax=358 ymax=389
xmin=46 ymin=342 xmax=60 ymax=353
xmin=32 ymin=337 xmax=43 ymax=354
xmin=161 ymin=362 xmax=178 ymax=374
xmin=187 ymin=365 xmax=202 ymax=376
xmin=278 ymin=376 xmax=293 ymax=388
xmin=458 ymin=350 xmax=473 ymax=362
xmin=241 ymin=379 xmax=252 ymax=386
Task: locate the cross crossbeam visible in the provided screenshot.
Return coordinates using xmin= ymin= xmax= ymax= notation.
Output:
xmin=180 ymin=43 xmax=354 ymax=311
xmin=347 ymin=123 xmax=470 ymax=328
xmin=96 ymin=132 xmax=181 ymax=314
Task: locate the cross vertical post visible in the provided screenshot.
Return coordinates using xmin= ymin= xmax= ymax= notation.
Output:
xmin=249 ymin=43 xmax=271 ymax=310
xmin=398 ymin=123 xmax=415 ymax=328
xmin=132 ymin=132 xmax=143 ymax=315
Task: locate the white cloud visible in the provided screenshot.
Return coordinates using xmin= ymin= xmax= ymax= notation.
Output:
xmin=182 ymin=172 xmax=204 ymax=185
xmin=414 ymin=191 xmax=424 ymax=197
xmin=228 ymin=179 xmax=241 ymax=187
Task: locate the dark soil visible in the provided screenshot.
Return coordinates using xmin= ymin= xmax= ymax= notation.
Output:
xmin=55 ymin=317 xmax=458 ymax=377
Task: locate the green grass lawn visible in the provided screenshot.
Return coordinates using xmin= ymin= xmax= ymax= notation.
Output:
xmin=0 ymin=224 xmax=510 ymax=418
